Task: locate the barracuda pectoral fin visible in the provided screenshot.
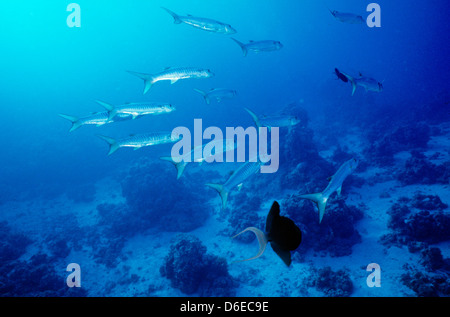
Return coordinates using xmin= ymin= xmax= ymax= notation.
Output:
xmin=299 ymin=193 xmax=328 ymax=224
xmin=231 ymin=227 xmax=268 ymax=264
xmin=170 ymin=79 xmax=179 ymax=84
xmin=237 ymin=183 xmax=243 ymax=191
xmin=337 ymin=186 xmax=342 ymax=197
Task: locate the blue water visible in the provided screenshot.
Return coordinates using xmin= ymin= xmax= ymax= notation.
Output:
xmin=0 ymin=0 xmax=449 ymax=298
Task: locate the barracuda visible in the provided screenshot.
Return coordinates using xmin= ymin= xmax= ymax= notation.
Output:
xmin=231 ymin=38 xmax=283 ymax=57
xmin=206 ymin=160 xmax=263 ymax=209
xmin=128 ymin=67 xmax=214 ymax=94
xmin=58 ymin=111 xmax=136 ymax=132
xmin=95 ymin=100 xmax=175 ymax=120
xmin=97 ymin=131 xmax=181 ymax=156
xmin=299 ymin=158 xmax=359 ymax=223
xmin=162 ymin=7 xmax=237 ymax=34
xmin=244 ymin=108 xmax=300 ymax=131
xmin=193 ymin=88 xmax=237 ymax=105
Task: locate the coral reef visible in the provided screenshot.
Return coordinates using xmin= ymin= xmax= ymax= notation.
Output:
xmin=382 ymin=193 xmax=450 ymax=249
xmin=121 ymin=159 xmax=216 ymax=232
xmin=401 ymin=262 xmax=450 ymax=297
xmin=283 ymin=195 xmax=363 ymax=257
xmin=160 ymin=234 xmax=237 ymax=296
xmin=366 ymin=122 xmax=431 ymax=166
xmin=0 ymin=222 xmax=86 ymax=296
xmin=306 ymin=266 xmax=353 ymax=297
xmin=397 ymin=151 xmax=450 ymax=185
xmin=0 ymin=221 xmax=32 ymax=263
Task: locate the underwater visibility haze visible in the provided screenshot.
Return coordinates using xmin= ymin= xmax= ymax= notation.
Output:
xmin=0 ymin=0 xmax=449 ymax=298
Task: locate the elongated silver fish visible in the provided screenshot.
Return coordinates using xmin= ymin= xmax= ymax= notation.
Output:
xmin=341 ymin=72 xmax=383 ymax=96
xmin=128 ymin=67 xmax=214 ymax=94
xmin=299 ymin=158 xmax=358 ymax=223
xmin=97 ymin=131 xmax=181 ymax=156
xmin=160 ymin=138 xmax=237 ymax=179
xmin=58 ymin=111 xmax=136 ymax=132
xmin=206 ymin=160 xmax=263 ymax=209
xmin=329 ymin=9 xmax=364 ymax=24
xmin=95 ymin=100 xmax=175 ymax=120
xmin=162 ymin=7 xmax=237 ymax=34
xmin=193 ymin=88 xmax=237 ymax=105
xmin=245 ymin=108 xmax=300 ymax=131
xmin=231 ymin=38 xmax=283 ymax=57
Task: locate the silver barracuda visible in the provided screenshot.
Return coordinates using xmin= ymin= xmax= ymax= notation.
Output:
xmin=299 ymin=158 xmax=358 ymax=223
xmin=341 ymin=72 xmax=383 ymax=96
xmin=193 ymin=88 xmax=237 ymax=105
xmin=231 ymin=38 xmax=283 ymax=57
xmin=97 ymin=131 xmax=181 ymax=156
xmin=95 ymin=100 xmax=175 ymax=120
xmin=160 ymin=138 xmax=237 ymax=179
xmin=128 ymin=67 xmax=214 ymax=94
xmin=162 ymin=7 xmax=237 ymax=34
xmin=329 ymin=9 xmax=364 ymax=24
xmin=245 ymin=108 xmax=300 ymax=132
xmin=58 ymin=111 xmax=136 ymax=132
xmin=206 ymin=160 xmax=263 ymax=209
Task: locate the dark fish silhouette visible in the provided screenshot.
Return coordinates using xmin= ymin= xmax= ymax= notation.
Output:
xmin=335 ymin=68 xmax=349 ymax=83
xmin=231 ymin=201 xmax=302 ymax=266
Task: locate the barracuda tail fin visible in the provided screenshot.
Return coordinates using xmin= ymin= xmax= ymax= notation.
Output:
xmin=231 ymin=227 xmax=268 ymax=264
xmin=95 ymin=100 xmax=117 ymax=120
xmin=160 ymin=156 xmax=188 ymax=179
xmin=59 ymin=114 xmax=82 ymax=132
xmin=127 ymin=71 xmax=155 ymax=94
xmin=161 ymin=7 xmax=182 ymax=24
xmin=231 ymin=38 xmax=248 ymax=57
xmin=244 ymin=108 xmax=261 ymax=128
xmin=206 ymin=183 xmax=229 ymax=209
xmin=193 ymin=89 xmax=211 ymax=105
xmin=97 ymin=135 xmax=120 ymax=156
xmin=299 ymin=192 xmax=328 ymax=223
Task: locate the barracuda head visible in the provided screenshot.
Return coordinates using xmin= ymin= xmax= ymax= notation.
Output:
xmin=349 ymin=158 xmax=359 ymax=170
xmin=204 ymin=69 xmax=215 ymax=78
xmin=290 ymin=116 xmax=300 ymax=126
xmin=224 ymin=24 xmax=237 ymax=34
xmin=164 ymin=104 xmax=176 ymax=112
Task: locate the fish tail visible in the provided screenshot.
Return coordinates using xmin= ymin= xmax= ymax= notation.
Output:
xmin=231 ymin=227 xmax=268 ymax=264
xmin=342 ymin=72 xmax=357 ymax=96
xmin=127 ymin=71 xmax=155 ymax=94
xmin=193 ymin=88 xmax=210 ymax=105
xmin=206 ymin=183 xmax=229 ymax=209
xmin=299 ymin=192 xmax=328 ymax=223
xmin=58 ymin=114 xmax=82 ymax=132
xmin=244 ymin=108 xmax=261 ymax=128
xmin=231 ymin=38 xmax=248 ymax=57
xmin=97 ymin=135 xmax=120 ymax=156
xmin=95 ymin=100 xmax=117 ymax=120
xmin=160 ymin=156 xmax=188 ymax=179
xmin=161 ymin=7 xmax=182 ymax=24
